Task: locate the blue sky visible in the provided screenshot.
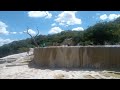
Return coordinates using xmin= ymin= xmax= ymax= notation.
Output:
xmin=0 ymin=11 xmax=120 ymax=46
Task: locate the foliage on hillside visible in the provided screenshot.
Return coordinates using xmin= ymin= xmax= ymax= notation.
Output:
xmin=0 ymin=17 xmax=120 ymax=58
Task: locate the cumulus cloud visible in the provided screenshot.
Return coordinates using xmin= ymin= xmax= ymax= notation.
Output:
xmin=48 ymin=27 xmax=64 ymax=34
xmin=51 ymin=23 xmax=56 ymax=27
xmin=59 ymin=23 xmax=65 ymax=26
xmin=28 ymin=11 xmax=52 ymax=19
xmin=55 ymin=11 xmax=82 ymax=26
xmin=108 ymin=14 xmax=120 ymax=20
xmin=100 ymin=14 xmax=108 ymax=20
xmin=24 ymin=29 xmax=37 ymax=36
xmin=0 ymin=38 xmax=14 ymax=46
xmin=45 ymin=11 xmax=52 ymax=18
xmin=72 ymin=27 xmax=84 ymax=31
xmin=10 ymin=32 xmax=17 ymax=34
xmin=0 ymin=21 xmax=9 ymax=35
xmin=100 ymin=14 xmax=120 ymax=20
xmin=19 ymin=32 xmax=23 ymax=34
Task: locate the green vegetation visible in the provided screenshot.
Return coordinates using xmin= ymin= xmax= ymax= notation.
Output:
xmin=0 ymin=17 xmax=120 ymax=58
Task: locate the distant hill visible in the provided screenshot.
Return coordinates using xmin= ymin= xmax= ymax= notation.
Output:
xmin=0 ymin=17 xmax=120 ymax=58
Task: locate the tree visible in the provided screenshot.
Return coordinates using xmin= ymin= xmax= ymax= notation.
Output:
xmin=26 ymin=27 xmax=40 ymax=47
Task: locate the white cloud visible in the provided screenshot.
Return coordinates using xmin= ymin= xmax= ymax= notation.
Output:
xmin=0 ymin=21 xmax=9 ymax=35
xmin=55 ymin=11 xmax=82 ymax=26
xmin=108 ymin=14 xmax=120 ymax=20
xmin=100 ymin=14 xmax=108 ymax=20
xmin=100 ymin=14 xmax=120 ymax=21
xmin=51 ymin=23 xmax=56 ymax=26
xmin=59 ymin=23 xmax=65 ymax=26
xmin=10 ymin=32 xmax=17 ymax=34
xmin=24 ymin=29 xmax=37 ymax=36
xmin=28 ymin=11 xmax=52 ymax=18
xmin=23 ymin=31 xmax=27 ymax=33
xmin=0 ymin=38 xmax=14 ymax=46
xmin=19 ymin=32 xmax=23 ymax=34
xmin=72 ymin=27 xmax=84 ymax=31
xmin=48 ymin=27 xmax=64 ymax=34
xmin=45 ymin=11 xmax=52 ymax=19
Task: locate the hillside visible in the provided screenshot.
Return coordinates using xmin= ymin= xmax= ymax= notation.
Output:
xmin=0 ymin=17 xmax=120 ymax=58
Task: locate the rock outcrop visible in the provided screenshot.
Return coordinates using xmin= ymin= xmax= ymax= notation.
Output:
xmin=34 ymin=46 xmax=120 ymax=69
